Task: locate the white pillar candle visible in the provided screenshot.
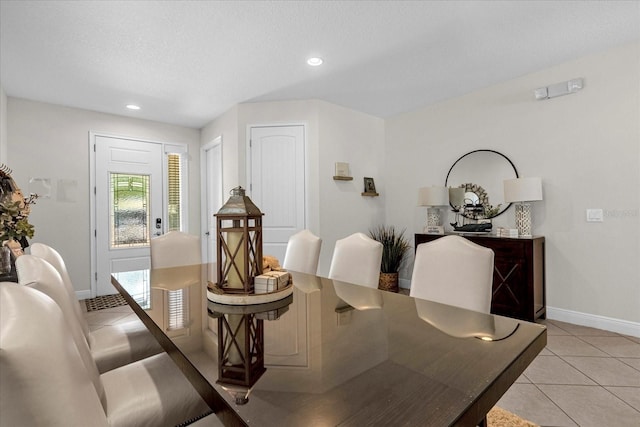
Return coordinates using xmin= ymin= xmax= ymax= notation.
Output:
xmin=225 ymin=231 xmax=245 ymax=289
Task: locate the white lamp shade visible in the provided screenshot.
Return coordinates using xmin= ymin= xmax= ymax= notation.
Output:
xmin=418 ymin=186 xmax=449 ymax=206
xmin=448 ymin=187 xmax=465 ymax=207
xmin=504 ymin=177 xmax=543 ymax=203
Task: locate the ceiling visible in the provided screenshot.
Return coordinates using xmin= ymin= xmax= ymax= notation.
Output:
xmin=1 ymin=1 xmax=638 ymax=129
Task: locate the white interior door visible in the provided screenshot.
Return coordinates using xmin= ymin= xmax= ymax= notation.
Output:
xmin=248 ymin=125 xmax=305 ymax=264
xmin=95 ymin=136 xmax=163 ymax=296
xmin=201 ymin=137 xmax=223 ymax=281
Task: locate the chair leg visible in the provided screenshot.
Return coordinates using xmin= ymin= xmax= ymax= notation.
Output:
xmin=477 ymin=415 xmax=487 ymax=427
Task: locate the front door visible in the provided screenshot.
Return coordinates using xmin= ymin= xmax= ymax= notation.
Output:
xmin=248 ymin=125 xmax=305 ymax=263
xmin=94 ymin=136 xmax=163 ymax=296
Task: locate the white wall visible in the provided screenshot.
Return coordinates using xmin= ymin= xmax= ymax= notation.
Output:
xmin=386 ymin=42 xmax=640 ymax=326
xmin=200 ymin=105 xmax=239 ymax=197
xmin=200 ymin=99 xmax=385 ymax=275
xmin=316 ymin=100 xmax=385 ymax=274
xmin=0 ymin=84 xmax=7 ymax=164
xmin=7 ymin=98 xmax=201 ymax=295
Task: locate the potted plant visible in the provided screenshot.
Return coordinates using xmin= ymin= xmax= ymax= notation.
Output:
xmin=369 ymin=225 xmax=411 ymax=292
xmin=0 ymin=168 xmax=38 ymax=274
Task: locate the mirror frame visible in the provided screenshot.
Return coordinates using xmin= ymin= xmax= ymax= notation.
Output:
xmin=445 ymin=149 xmax=518 ymax=219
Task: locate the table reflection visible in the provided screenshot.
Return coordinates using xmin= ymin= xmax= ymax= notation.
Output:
xmin=333 ymin=280 xmax=383 ymax=310
xmin=414 ymin=298 xmax=518 ymax=341
xmin=208 ymin=296 xmax=293 ymax=404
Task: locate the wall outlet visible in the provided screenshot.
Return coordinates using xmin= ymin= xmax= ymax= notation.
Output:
xmin=586 ymin=209 xmax=603 ymax=222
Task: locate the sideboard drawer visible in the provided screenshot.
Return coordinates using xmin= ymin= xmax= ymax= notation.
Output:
xmin=485 ymin=241 xmax=526 ymax=259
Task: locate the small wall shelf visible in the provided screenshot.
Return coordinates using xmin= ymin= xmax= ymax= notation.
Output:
xmin=361 ymin=192 xmax=379 ymax=197
xmin=333 ymin=176 xmax=353 ymax=181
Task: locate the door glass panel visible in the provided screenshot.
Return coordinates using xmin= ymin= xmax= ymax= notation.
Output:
xmin=167 ymin=154 xmax=181 ymax=231
xmin=110 ymin=173 xmax=150 ymax=248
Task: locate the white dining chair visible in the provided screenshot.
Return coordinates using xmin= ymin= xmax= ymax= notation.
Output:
xmin=0 ymin=281 xmax=213 ymax=427
xmin=328 ymin=232 xmax=383 ymax=288
xmin=28 ymin=244 xmax=163 ymax=373
xmin=282 ymin=229 xmax=322 ymax=275
xmin=150 ymin=230 xmax=201 ymax=269
xmin=410 ymin=235 xmax=494 ymax=313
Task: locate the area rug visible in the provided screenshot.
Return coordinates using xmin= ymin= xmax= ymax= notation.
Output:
xmin=488 ymin=406 xmax=539 ymax=427
xmin=84 ymin=293 xmax=127 ymax=312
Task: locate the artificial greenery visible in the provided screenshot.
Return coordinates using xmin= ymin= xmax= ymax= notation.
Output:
xmin=369 ymin=225 xmax=411 ymax=273
xmin=0 ymin=197 xmax=37 ymax=243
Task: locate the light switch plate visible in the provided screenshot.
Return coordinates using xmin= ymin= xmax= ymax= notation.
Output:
xmin=586 ymin=209 xmax=603 ymax=222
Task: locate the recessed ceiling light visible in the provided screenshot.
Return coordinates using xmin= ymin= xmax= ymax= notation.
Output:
xmin=307 ymin=57 xmax=323 ymax=66
xmin=126 ymin=104 xmax=141 ymax=110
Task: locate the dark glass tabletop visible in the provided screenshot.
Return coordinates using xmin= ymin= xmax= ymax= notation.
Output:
xmin=112 ymin=265 xmax=546 ymax=427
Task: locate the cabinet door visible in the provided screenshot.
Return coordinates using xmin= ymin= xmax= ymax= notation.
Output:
xmin=491 ymin=257 xmax=528 ymax=319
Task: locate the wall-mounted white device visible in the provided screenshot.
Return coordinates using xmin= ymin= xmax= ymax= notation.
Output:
xmin=534 ymin=78 xmax=584 ymax=100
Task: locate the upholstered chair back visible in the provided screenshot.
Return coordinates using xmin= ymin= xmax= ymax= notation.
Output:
xmin=410 ymin=235 xmax=494 ymax=313
xmin=282 ymin=229 xmax=322 ymax=275
xmin=0 ymin=282 xmax=109 ymax=426
xmin=328 ymin=232 xmax=383 ymax=288
xmin=30 ymin=242 xmax=91 ymax=336
xmin=150 ymin=231 xmax=201 ymax=269
xmin=15 ymin=255 xmax=106 ymax=403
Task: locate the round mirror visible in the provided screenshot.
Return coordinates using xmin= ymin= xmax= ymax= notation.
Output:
xmin=445 ymin=150 xmax=518 ymax=219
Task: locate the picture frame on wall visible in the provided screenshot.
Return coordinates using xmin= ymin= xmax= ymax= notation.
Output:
xmin=363 ymin=177 xmax=376 ymax=194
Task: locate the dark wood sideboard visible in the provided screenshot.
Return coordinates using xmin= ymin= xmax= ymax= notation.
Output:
xmin=415 ymin=233 xmax=546 ymax=322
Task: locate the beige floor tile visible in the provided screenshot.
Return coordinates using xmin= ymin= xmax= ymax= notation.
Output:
xmin=562 ymin=356 xmax=640 ymax=387
xmin=522 ymin=355 xmax=596 ymax=385
xmin=538 ymin=347 xmax=553 ymax=356
xmin=88 ymin=324 xmax=105 ymax=332
xmin=546 ymin=320 xmax=620 ymax=337
xmin=624 ymin=335 xmax=640 ymax=345
xmin=514 ymin=373 xmax=531 ymax=384
xmin=620 ymin=358 xmax=640 ymax=371
xmin=538 ymin=384 xmax=640 ymax=427
xmin=537 ymin=319 xmax=571 ymax=336
xmin=579 ymin=336 xmax=640 ymax=358
xmin=111 ymin=313 xmax=141 ymax=325
xmin=546 ymin=335 xmax=609 ymax=357
xmin=605 ymin=386 xmax=640 ymax=411
xmin=84 ymin=311 xmax=133 ymax=326
xmin=497 ymin=383 xmax=577 ymax=427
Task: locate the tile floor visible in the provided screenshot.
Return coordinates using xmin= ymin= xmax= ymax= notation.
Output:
xmin=497 ymin=319 xmax=640 ymax=427
xmin=83 ymin=304 xmax=640 ymax=427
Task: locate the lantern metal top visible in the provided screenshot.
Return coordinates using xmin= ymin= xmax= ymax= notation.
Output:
xmin=216 ymin=186 xmax=263 ymax=216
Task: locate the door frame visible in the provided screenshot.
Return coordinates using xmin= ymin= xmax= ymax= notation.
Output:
xmin=89 ymin=132 xmax=188 ymax=298
xmin=200 ymin=135 xmax=223 ymax=264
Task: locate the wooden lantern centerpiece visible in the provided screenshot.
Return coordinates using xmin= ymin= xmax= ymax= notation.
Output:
xmin=215 ymin=186 xmax=263 ymax=294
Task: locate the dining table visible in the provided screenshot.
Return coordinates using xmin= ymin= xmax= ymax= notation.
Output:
xmin=111 ymin=264 xmax=546 ymax=427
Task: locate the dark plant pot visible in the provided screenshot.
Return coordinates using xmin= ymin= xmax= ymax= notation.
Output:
xmin=378 ymin=272 xmax=399 ymax=292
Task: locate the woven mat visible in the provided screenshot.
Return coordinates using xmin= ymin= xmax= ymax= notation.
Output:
xmin=488 ymin=406 xmax=539 ymax=427
xmin=84 ymin=294 xmax=128 ymax=312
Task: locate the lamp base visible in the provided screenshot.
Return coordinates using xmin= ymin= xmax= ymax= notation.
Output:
xmin=425 ymin=207 xmax=444 ymax=234
xmin=514 ymin=203 xmax=533 ymax=237
xmin=426 ymin=207 xmax=442 ymax=227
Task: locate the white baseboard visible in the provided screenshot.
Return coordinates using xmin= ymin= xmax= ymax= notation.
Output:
xmin=546 ymin=306 xmax=640 ymax=338
xmin=76 ymin=290 xmax=92 ymax=300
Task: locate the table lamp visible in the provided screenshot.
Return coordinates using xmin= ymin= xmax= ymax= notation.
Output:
xmin=418 ymin=186 xmax=449 ymax=234
xmin=503 ymin=177 xmax=543 ymax=237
